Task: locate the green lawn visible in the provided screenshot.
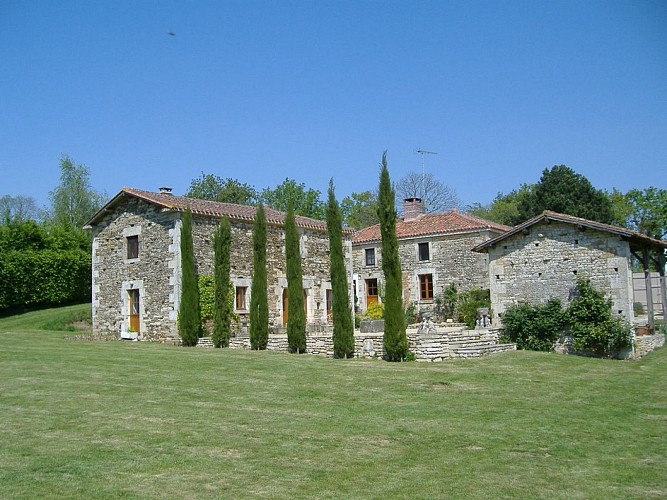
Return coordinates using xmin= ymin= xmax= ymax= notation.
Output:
xmin=1 ymin=304 xmax=665 ymax=499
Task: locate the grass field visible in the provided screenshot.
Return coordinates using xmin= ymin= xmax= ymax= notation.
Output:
xmin=1 ymin=304 xmax=665 ymax=499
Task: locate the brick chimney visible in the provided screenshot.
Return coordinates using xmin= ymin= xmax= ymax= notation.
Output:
xmin=403 ymin=198 xmax=425 ymax=220
xmin=158 ymin=187 xmax=173 ymax=195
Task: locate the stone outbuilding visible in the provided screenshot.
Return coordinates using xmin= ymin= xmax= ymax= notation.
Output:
xmin=84 ymin=187 xmax=354 ymax=341
xmin=473 ymin=211 xmax=667 ymax=329
xmin=352 ymin=198 xmax=510 ymax=315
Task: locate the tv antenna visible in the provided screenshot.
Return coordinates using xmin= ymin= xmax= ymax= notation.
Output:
xmin=416 ymin=149 xmax=438 ymax=199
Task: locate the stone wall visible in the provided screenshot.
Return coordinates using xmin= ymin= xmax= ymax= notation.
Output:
xmin=92 ymin=197 xmax=354 ymax=341
xmin=91 ymin=197 xmax=179 ymax=341
xmin=353 ymin=230 xmax=496 ymax=314
xmin=486 ymin=221 xmax=634 ymax=326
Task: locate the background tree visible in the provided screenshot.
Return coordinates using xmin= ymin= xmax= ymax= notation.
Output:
xmin=327 ymin=179 xmax=354 ymax=358
xmin=395 ymin=171 xmax=461 ymax=214
xmin=285 ymin=204 xmax=307 ymax=353
xmin=261 ymin=178 xmax=325 ymax=220
xmin=377 ymin=153 xmax=409 ymax=361
xmin=249 ymin=204 xmax=269 ymax=349
xmin=340 ymin=190 xmax=379 ymax=229
xmin=516 ymin=165 xmax=613 ymax=224
xmin=178 ymin=208 xmax=200 ymax=346
xmin=49 ymin=155 xmax=106 ymax=233
xmin=466 ymin=184 xmax=534 ymax=226
xmin=186 ymin=172 xmax=258 ymax=205
xmin=0 ymin=195 xmax=40 ymax=224
xmin=610 ymin=187 xmax=667 ymax=240
xmin=212 ymin=218 xmax=232 ymax=348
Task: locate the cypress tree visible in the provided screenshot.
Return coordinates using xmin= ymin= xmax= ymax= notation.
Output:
xmin=327 ymin=179 xmax=354 ymax=358
xmin=178 ymin=208 xmax=200 ymax=346
xmin=285 ymin=204 xmax=307 ymax=353
xmin=212 ymin=217 xmax=232 ymax=348
xmin=377 ymin=152 xmax=408 ymax=361
xmin=249 ymin=204 xmax=269 ymax=349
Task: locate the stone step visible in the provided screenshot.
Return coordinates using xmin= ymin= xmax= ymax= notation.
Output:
xmin=451 ymin=343 xmax=516 ymax=358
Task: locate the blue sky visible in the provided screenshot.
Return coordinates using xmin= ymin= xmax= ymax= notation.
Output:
xmin=1 ymin=0 xmax=665 ymax=211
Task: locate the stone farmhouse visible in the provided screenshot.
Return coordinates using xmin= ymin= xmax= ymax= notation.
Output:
xmin=473 ymin=211 xmax=667 ymax=329
xmin=84 ymin=187 xmax=354 ymax=341
xmin=352 ymin=198 xmax=510 ymax=315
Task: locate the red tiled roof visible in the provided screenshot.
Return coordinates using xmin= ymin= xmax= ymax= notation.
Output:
xmin=352 ymin=209 xmax=510 ymax=244
xmin=85 ymin=187 xmax=341 ymax=232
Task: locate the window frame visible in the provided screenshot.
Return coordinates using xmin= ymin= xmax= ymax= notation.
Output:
xmin=419 ymin=273 xmax=434 ymax=301
xmin=364 ymin=248 xmax=376 ymax=266
xmin=235 ymin=286 xmax=248 ymax=312
xmin=127 ymin=235 xmax=139 ymax=260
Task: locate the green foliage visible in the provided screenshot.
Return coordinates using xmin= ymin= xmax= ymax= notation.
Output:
xmin=365 ymin=302 xmax=384 ymax=320
xmin=186 ymin=172 xmax=258 ymax=205
xmin=178 ymin=209 xmax=200 ymax=346
xmin=0 ymin=249 xmax=91 ymax=312
xmin=404 ymin=302 xmax=417 ymax=325
xmin=198 ymin=275 xmax=215 ymax=321
xmin=285 ymin=204 xmax=307 ymax=353
xmin=249 ymin=204 xmax=269 ymax=350
xmin=502 ymin=299 xmax=566 ymax=351
xmin=377 ymin=152 xmax=408 ymax=361
xmin=466 ymin=184 xmax=534 ymax=226
xmin=212 ymin=218 xmax=233 ymax=348
xmin=0 ymin=194 xmax=39 ymax=224
xmin=567 ymin=278 xmax=632 ymax=357
xmin=457 ymin=288 xmax=491 ymax=329
xmin=340 ymin=190 xmax=379 ymax=229
xmin=443 ymin=283 xmax=458 ymax=320
xmin=610 ymin=186 xmax=667 ymax=240
xmin=48 ymin=155 xmax=105 ymax=233
xmin=327 ymin=180 xmax=354 ymax=358
xmin=633 ymin=302 xmax=645 ymax=316
xmin=0 ymin=220 xmax=48 ymax=252
xmin=261 ymin=178 xmax=325 ymax=220
xmin=516 ymin=165 xmax=613 ymax=224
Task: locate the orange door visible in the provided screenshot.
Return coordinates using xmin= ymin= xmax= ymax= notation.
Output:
xmin=366 ymin=279 xmax=378 ymax=308
xmin=128 ymin=289 xmax=140 ymax=332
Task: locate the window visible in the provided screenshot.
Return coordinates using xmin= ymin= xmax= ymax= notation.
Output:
xmin=326 ymin=289 xmax=332 ymax=324
xmin=418 ymin=242 xmax=430 ymax=261
xmin=419 ymin=274 xmax=433 ymax=300
xmin=235 ymin=286 xmax=248 ymax=311
xmin=365 ymin=248 xmax=376 ymax=266
xmin=127 ymin=235 xmax=139 ymax=259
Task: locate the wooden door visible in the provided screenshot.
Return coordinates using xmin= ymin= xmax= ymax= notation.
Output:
xmin=128 ymin=289 xmax=140 ymax=332
xmin=282 ymin=288 xmax=288 ymax=326
xmin=366 ymin=278 xmax=378 ymax=308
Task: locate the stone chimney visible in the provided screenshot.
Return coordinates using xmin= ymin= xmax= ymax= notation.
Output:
xmin=403 ymin=198 xmax=425 ymax=220
xmin=158 ymin=187 xmax=173 ymax=195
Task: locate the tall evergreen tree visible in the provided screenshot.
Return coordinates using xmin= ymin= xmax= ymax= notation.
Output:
xmin=377 ymin=152 xmax=409 ymax=361
xmin=327 ymin=179 xmax=354 ymax=358
xmin=285 ymin=204 xmax=307 ymax=353
xmin=249 ymin=204 xmax=269 ymax=349
xmin=178 ymin=208 xmax=200 ymax=346
xmin=212 ymin=218 xmax=232 ymax=348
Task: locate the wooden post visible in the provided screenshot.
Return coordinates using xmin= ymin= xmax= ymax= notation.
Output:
xmin=643 ymin=247 xmax=655 ymax=331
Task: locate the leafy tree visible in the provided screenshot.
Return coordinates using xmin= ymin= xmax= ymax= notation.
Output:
xmin=212 ymin=218 xmax=232 ymax=348
xmin=0 ymin=220 xmax=48 ymax=252
xmin=340 ymin=190 xmax=379 ymax=229
xmin=327 ymin=179 xmax=354 ymax=358
xmin=178 ymin=208 xmax=200 ymax=346
xmin=466 ymin=184 xmax=534 ymax=226
xmin=377 ymin=152 xmax=409 ymax=361
xmin=249 ymin=204 xmax=269 ymax=349
xmin=0 ymin=195 xmax=39 ymax=224
xmin=261 ymin=178 xmax=325 ymax=220
xmin=186 ymin=172 xmax=258 ymax=205
xmin=395 ymin=171 xmax=461 ymax=214
xmin=49 ymin=155 xmax=106 ymax=232
xmin=610 ymin=187 xmax=667 ymax=240
xmin=516 ymin=165 xmax=613 ymax=224
xmin=285 ymin=204 xmax=307 ymax=353
xmin=567 ymin=277 xmax=632 ymax=357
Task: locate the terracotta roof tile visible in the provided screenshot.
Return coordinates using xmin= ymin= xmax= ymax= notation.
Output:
xmin=86 ymin=187 xmax=343 ymax=233
xmin=352 ymin=209 xmax=510 ymax=244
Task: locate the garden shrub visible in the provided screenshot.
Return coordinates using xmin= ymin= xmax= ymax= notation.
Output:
xmin=567 ymin=277 xmax=632 ymax=357
xmin=501 ymin=298 xmax=566 ymax=351
xmin=365 ymin=302 xmax=384 ymax=320
xmin=457 ymin=288 xmax=490 ymax=329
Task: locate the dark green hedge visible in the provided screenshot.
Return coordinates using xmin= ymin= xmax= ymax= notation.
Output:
xmin=0 ymin=249 xmax=91 ymax=312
